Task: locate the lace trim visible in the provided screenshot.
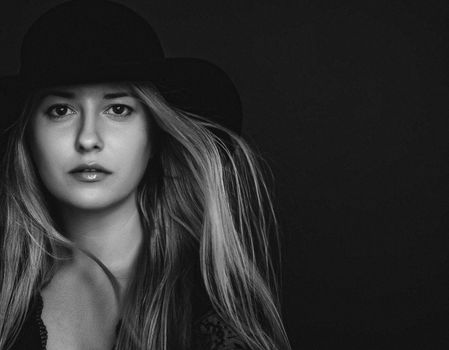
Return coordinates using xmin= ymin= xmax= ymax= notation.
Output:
xmin=34 ymin=293 xmax=248 ymax=350
xmin=35 ymin=294 xmax=48 ymax=350
xmin=194 ymin=311 xmax=250 ymax=350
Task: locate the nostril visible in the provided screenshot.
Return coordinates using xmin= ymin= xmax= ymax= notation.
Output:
xmin=76 ymin=130 xmax=103 ymax=152
xmin=76 ymin=140 xmax=103 ymax=152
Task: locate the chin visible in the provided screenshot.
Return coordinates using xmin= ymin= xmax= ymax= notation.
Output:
xmin=68 ymin=200 xmax=115 ymax=211
xmin=60 ymin=189 xmax=136 ymax=212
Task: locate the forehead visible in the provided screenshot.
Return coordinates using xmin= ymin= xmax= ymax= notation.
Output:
xmin=35 ymin=82 xmax=137 ymax=100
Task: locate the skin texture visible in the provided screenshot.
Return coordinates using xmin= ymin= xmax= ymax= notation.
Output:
xmin=28 ymin=83 xmax=153 ymax=350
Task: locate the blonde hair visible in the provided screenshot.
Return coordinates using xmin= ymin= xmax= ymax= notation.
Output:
xmin=0 ymin=82 xmax=291 ymax=350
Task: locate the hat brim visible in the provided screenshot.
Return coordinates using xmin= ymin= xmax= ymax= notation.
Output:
xmin=0 ymin=57 xmax=242 ymax=134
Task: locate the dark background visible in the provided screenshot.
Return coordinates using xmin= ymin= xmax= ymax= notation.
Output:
xmin=1 ymin=1 xmax=448 ymax=349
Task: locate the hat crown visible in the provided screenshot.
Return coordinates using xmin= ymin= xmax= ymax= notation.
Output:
xmin=20 ymin=0 xmax=164 ymax=78
xmin=1 ymin=0 xmax=243 ymax=135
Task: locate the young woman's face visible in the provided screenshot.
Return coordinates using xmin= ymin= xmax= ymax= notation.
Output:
xmin=29 ymin=83 xmax=153 ymax=211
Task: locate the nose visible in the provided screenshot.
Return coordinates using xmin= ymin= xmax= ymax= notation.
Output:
xmin=75 ymin=110 xmax=104 ymax=153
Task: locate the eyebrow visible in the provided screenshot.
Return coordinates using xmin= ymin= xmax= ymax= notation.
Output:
xmin=40 ymin=91 xmax=137 ymax=100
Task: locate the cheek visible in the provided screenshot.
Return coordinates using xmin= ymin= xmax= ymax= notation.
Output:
xmin=135 ymin=115 xmax=153 ymax=162
xmin=117 ymin=125 xmax=152 ymax=175
xmin=30 ymin=127 xmax=63 ymax=176
xmin=29 ymin=125 xmax=77 ymax=200
xmin=131 ymin=131 xmax=152 ymax=170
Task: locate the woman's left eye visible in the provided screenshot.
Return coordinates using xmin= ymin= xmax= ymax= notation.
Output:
xmin=105 ymin=104 xmax=133 ymax=117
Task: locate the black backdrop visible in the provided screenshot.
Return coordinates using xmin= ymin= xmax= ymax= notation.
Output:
xmin=1 ymin=1 xmax=448 ymax=349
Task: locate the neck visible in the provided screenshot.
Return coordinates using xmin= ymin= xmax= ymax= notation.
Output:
xmin=56 ymin=193 xmax=143 ymax=283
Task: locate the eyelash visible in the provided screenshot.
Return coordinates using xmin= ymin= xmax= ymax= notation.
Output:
xmin=45 ymin=104 xmax=134 ymax=119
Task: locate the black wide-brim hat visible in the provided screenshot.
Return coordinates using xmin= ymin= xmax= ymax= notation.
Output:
xmin=0 ymin=0 xmax=242 ymax=135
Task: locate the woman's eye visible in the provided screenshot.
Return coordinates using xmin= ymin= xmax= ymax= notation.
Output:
xmin=45 ymin=104 xmax=75 ymax=119
xmin=105 ymin=104 xmax=133 ymax=117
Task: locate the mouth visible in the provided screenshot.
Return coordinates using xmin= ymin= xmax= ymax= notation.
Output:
xmin=69 ymin=163 xmax=112 ymax=174
xmin=69 ymin=163 xmax=112 ymax=182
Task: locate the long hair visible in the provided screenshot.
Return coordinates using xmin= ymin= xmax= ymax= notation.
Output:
xmin=0 ymin=82 xmax=291 ymax=350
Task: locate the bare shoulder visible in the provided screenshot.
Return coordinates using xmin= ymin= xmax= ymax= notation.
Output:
xmin=41 ymin=266 xmax=118 ymax=350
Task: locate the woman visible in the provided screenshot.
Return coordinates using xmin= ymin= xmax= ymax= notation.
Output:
xmin=0 ymin=1 xmax=291 ymax=349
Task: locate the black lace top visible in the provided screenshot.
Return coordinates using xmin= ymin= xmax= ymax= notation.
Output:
xmin=10 ymin=293 xmax=250 ymax=350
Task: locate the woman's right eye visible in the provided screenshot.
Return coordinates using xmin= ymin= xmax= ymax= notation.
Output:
xmin=45 ymin=104 xmax=75 ymax=119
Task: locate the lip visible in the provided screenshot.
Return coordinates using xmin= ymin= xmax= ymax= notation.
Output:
xmin=68 ymin=162 xmax=112 ymax=182
xmin=70 ymin=171 xmax=110 ymax=182
xmin=69 ymin=163 xmax=112 ymax=174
